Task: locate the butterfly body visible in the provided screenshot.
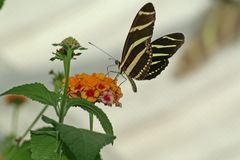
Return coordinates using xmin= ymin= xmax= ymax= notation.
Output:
xmin=118 ymin=3 xmax=185 ymax=92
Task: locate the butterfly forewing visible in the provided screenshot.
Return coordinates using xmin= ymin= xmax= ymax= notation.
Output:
xmin=120 ymin=3 xmax=156 ymax=79
xmin=143 ymin=33 xmax=185 ymax=80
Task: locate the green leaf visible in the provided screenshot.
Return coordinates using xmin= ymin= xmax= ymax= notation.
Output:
xmin=42 ymin=116 xmax=115 ymax=160
xmin=0 ymin=83 xmax=58 ymax=107
xmin=31 ymin=130 xmax=68 ymax=160
xmin=10 ymin=141 xmax=32 ymax=160
xmin=94 ymin=154 xmax=102 ymax=160
xmin=34 ymin=127 xmax=57 ymax=137
xmin=42 ymin=116 xmax=57 ymax=127
xmin=0 ymin=135 xmax=16 ymax=159
xmin=66 ymin=98 xmax=114 ymax=135
xmin=61 ymin=143 xmax=76 ymax=160
xmin=0 ymin=0 xmax=5 ymax=10
xmin=59 ymin=124 xmax=115 ymax=160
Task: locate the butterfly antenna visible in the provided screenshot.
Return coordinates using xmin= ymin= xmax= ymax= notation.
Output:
xmin=88 ymin=42 xmax=118 ymax=61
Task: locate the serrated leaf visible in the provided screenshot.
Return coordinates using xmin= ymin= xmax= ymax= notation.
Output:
xmin=31 ymin=132 xmax=56 ymax=160
xmin=66 ymin=98 xmax=114 ymax=135
xmin=0 ymin=83 xmax=58 ymax=107
xmin=31 ymin=131 xmax=68 ymax=160
xmin=58 ymin=123 xmax=115 ymax=160
xmin=42 ymin=116 xmax=115 ymax=160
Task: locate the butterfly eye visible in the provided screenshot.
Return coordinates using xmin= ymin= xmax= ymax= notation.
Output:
xmin=115 ymin=60 xmax=120 ymax=65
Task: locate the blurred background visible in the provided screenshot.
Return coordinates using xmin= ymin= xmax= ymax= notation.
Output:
xmin=0 ymin=0 xmax=240 ymax=159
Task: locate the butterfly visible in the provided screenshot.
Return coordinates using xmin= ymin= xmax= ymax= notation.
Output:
xmin=115 ymin=2 xmax=185 ymax=92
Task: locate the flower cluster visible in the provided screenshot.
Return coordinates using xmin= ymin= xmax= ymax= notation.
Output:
xmin=66 ymin=73 xmax=122 ymax=107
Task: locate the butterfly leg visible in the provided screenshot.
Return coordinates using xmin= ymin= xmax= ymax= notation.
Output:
xmin=119 ymin=75 xmax=127 ymax=86
xmin=106 ymin=70 xmax=119 ymax=79
xmin=117 ymin=74 xmax=137 ymax=92
xmin=105 ymin=70 xmax=124 ymax=84
xmin=112 ymin=73 xmax=127 ymax=87
xmin=106 ymin=64 xmax=118 ymax=76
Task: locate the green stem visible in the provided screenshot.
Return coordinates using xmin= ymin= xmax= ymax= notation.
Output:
xmin=89 ymin=113 xmax=94 ymax=131
xmin=11 ymin=106 xmax=20 ymax=136
xmin=9 ymin=106 xmax=48 ymax=159
xmin=17 ymin=105 xmax=49 ymax=145
xmin=57 ymin=47 xmax=72 ymax=159
xmin=59 ymin=48 xmax=72 ymax=123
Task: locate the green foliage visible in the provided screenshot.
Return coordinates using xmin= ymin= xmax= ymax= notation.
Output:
xmin=59 ymin=125 xmax=114 ymax=160
xmin=66 ymin=98 xmax=114 ymax=136
xmin=0 ymin=137 xmax=31 ymax=160
xmin=42 ymin=116 xmax=115 ymax=160
xmin=10 ymin=141 xmax=32 ymax=160
xmin=0 ymin=0 xmax=5 ymax=10
xmin=31 ymin=131 xmax=68 ymax=160
xmin=0 ymin=37 xmax=116 ymax=160
xmin=49 ymin=70 xmax=64 ymax=93
xmin=0 ymin=83 xmax=58 ymax=107
xmin=0 ymin=135 xmax=15 ymax=158
xmin=95 ymin=154 xmax=102 ymax=160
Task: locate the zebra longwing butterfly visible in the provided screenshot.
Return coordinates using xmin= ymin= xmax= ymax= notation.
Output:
xmin=116 ymin=2 xmax=185 ymax=92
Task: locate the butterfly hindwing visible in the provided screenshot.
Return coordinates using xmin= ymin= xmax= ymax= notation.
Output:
xmin=120 ymin=3 xmax=156 ymax=79
xmin=143 ymin=33 xmax=185 ymax=80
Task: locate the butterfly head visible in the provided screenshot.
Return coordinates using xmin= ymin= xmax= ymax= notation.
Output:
xmin=115 ymin=60 xmax=120 ymax=66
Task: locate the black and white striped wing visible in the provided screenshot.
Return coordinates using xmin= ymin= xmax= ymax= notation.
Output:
xmin=119 ymin=3 xmax=156 ymax=80
xmin=143 ymin=33 xmax=185 ymax=80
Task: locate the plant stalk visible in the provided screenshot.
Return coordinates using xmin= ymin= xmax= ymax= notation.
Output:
xmin=89 ymin=113 xmax=94 ymax=131
xmin=17 ymin=105 xmax=49 ymax=145
xmin=59 ymin=48 xmax=72 ymax=123
xmin=11 ymin=106 xmax=20 ymax=136
xmin=57 ymin=47 xmax=72 ymax=159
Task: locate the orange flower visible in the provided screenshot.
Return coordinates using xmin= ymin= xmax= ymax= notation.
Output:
xmin=65 ymin=73 xmax=123 ymax=107
xmin=96 ymin=82 xmax=108 ymax=92
xmin=67 ymin=77 xmax=79 ymax=93
xmin=95 ymin=73 xmax=106 ymax=81
xmin=81 ymin=87 xmax=100 ymax=103
xmin=4 ymin=95 xmax=27 ymax=106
